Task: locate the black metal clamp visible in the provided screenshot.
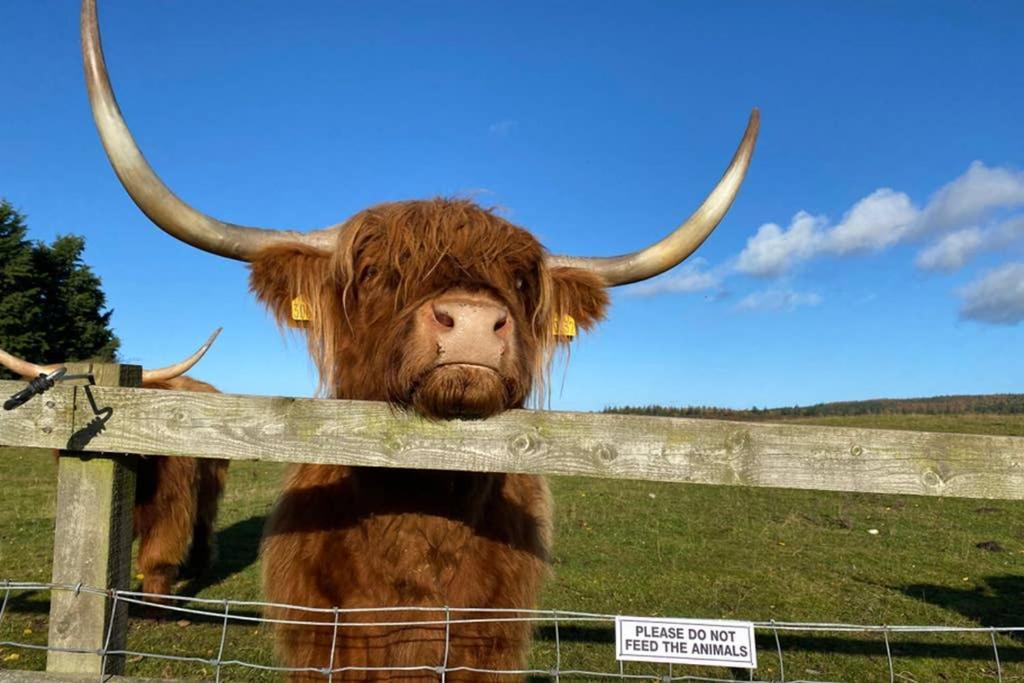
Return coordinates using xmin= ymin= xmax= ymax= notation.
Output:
xmin=4 ymin=368 xmax=70 ymax=411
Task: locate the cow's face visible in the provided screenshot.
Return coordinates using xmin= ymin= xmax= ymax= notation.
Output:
xmin=249 ymin=200 xmax=608 ymax=418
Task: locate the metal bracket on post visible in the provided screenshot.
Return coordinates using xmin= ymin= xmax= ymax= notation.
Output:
xmin=46 ymin=362 xmax=140 ymax=676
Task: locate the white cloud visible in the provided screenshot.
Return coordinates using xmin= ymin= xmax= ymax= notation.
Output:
xmin=627 ymin=258 xmax=722 ymax=296
xmin=915 ymin=227 xmax=984 ymax=272
xmin=916 ymin=161 xmax=1024 ymax=235
xmin=639 ymin=161 xmax=1024 ymax=323
xmin=824 ymin=189 xmax=919 ymax=253
xmin=992 ymin=215 xmax=1024 ymax=245
xmin=735 ymin=191 xmax=917 ymax=278
xmin=915 ymin=216 xmax=1024 ymax=272
xmin=488 ymin=120 xmax=518 ymax=136
xmin=959 ymin=263 xmax=1024 ymax=325
xmin=736 ymin=162 xmax=1024 ymax=280
xmin=736 ymin=212 xmax=827 ymax=277
xmin=736 ymin=289 xmax=823 ymax=312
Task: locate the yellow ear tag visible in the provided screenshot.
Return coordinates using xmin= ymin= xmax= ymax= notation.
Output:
xmin=291 ymin=296 xmax=312 ymax=322
xmin=552 ymin=314 xmax=576 ymax=338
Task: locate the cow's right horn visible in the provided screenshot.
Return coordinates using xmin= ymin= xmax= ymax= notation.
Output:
xmin=81 ymin=0 xmax=339 ymax=262
xmin=545 ymin=109 xmax=759 ymax=286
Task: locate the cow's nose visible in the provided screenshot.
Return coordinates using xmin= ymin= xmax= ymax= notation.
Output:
xmin=431 ymin=301 xmax=510 ymax=338
xmin=428 ymin=297 xmax=511 ymax=368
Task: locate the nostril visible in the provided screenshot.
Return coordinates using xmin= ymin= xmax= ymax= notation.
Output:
xmin=433 ymin=306 xmax=455 ymax=329
xmin=493 ymin=314 xmax=508 ymax=333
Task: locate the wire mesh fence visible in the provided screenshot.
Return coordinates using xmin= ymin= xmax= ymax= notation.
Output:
xmin=1 ymin=580 xmax=1021 ymax=682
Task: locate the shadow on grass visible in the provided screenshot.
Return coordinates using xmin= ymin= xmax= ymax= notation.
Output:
xmin=0 ymin=591 xmax=264 ymax=625
xmin=179 ymin=514 xmax=265 ymax=598
xmin=0 ymin=516 xmax=266 ymax=624
xmin=898 ymin=573 xmax=1024 ymax=640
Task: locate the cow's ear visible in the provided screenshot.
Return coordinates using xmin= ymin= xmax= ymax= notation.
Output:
xmin=248 ymin=244 xmax=335 ymax=330
xmin=548 ymin=267 xmax=609 ymax=342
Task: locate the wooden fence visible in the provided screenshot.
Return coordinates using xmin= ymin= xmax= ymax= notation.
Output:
xmin=1 ymin=364 xmax=1022 ymax=680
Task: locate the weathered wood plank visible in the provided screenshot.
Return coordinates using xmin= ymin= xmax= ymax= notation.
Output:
xmin=44 ymin=364 xmax=139 ymax=676
xmin=1 ymin=379 xmax=1022 ymax=500
xmin=0 ymin=671 xmax=191 ymax=683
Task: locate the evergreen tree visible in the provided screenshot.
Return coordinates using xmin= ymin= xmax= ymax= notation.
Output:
xmin=0 ymin=200 xmax=120 ymax=379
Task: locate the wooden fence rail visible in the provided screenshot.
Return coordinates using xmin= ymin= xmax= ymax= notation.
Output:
xmin=1 ymin=368 xmax=1023 ymax=681
xmin=0 ymin=673 xmax=187 ymax=683
xmin=2 ymin=378 xmax=1023 ymax=500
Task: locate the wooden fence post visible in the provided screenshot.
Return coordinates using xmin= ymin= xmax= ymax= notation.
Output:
xmin=45 ymin=362 xmax=140 ymax=676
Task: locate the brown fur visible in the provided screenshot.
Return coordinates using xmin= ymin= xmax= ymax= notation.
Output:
xmin=53 ymin=376 xmax=229 ymax=600
xmin=135 ymin=376 xmax=229 ymax=599
xmin=252 ymin=199 xmax=608 ymax=680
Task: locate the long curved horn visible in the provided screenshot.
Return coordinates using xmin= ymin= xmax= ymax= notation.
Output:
xmin=81 ymin=0 xmax=338 ymax=261
xmin=0 ymin=329 xmax=220 ymax=383
xmin=546 ymin=109 xmax=760 ymax=286
xmin=141 ymin=328 xmax=222 ymax=383
xmin=0 ymin=349 xmax=59 ymax=378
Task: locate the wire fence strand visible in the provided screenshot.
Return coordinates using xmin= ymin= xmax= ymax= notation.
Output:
xmin=98 ymin=590 xmax=121 ymax=679
xmin=992 ymin=629 xmax=1004 ymax=683
xmin=0 ymin=581 xmax=1020 ymax=682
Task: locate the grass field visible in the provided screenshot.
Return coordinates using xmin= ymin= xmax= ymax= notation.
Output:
xmin=2 ymin=412 xmax=1023 ymax=681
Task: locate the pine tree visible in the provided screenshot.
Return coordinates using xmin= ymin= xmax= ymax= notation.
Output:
xmin=0 ymin=200 xmax=45 ymax=369
xmin=0 ymin=200 xmax=120 ymax=379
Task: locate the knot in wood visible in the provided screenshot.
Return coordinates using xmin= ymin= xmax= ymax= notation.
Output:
xmin=921 ymin=469 xmax=945 ymax=490
xmin=593 ymin=444 xmax=617 ymax=464
xmin=850 ymin=445 xmax=863 ymax=457
xmin=724 ymin=429 xmax=752 ymax=452
xmin=508 ymin=432 xmax=536 ymax=457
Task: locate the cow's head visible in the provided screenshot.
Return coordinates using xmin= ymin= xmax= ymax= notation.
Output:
xmin=80 ymin=0 xmax=758 ymax=419
xmin=246 ymin=200 xmax=612 ymax=418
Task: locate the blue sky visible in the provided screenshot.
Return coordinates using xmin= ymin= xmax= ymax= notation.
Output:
xmin=2 ymin=1 xmax=1022 ymax=411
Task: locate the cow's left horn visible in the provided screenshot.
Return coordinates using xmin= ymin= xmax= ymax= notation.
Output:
xmin=81 ymin=0 xmax=338 ymax=261
xmin=546 ymin=109 xmax=759 ymax=286
xmin=141 ymin=328 xmax=222 ymax=383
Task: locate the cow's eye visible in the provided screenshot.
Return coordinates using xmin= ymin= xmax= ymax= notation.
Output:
xmin=514 ymin=276 xmax=525 ymax=291
xmin=360 ymin=265 xmax=379 ymax=283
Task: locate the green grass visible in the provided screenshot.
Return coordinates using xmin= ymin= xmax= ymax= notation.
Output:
xmin=2 ymin=414 xmax=1023 ymax=681
xmin=778 ymin=412 xmax=1024 ymax=437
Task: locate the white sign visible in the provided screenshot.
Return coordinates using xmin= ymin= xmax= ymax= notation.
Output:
xmin=615 ymin=616 xmax=757 ymax=669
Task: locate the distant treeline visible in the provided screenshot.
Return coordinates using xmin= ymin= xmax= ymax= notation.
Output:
xmin=605 ymin=394 xmax=1024 ymax=419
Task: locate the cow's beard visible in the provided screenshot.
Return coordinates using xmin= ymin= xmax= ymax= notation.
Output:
xmin=409 ymin=364 xmax=524 ymax=419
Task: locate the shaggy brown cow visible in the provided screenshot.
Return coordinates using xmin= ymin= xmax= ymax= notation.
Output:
xmin=80 ymin=0 xmax=758 ymax=678
xmin=131 ymin=374 xmax=229 ymax=599
xmin=0 ymin=332 xmax=229 ymax=600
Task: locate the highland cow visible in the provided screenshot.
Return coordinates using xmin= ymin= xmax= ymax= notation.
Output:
xmin=80 ymin=0 xmax=759 ymax=677
xmin=0 ymin=332 xmax=229 ymax=600
xmin=131 ymin=374 xmax=229 ymax=599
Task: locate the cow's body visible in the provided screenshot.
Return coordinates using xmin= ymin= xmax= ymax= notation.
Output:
xmin=3 ymin=336 xmax=227 ymax=601
xmin=263 ymin=466 xmax=550 ymax=680
xmin=120 ymin=376 xmax=228 ymax=598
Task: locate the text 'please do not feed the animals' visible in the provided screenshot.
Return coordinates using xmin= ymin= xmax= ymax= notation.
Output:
xmin=616 ymin=616 xmax=757 ymax=669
